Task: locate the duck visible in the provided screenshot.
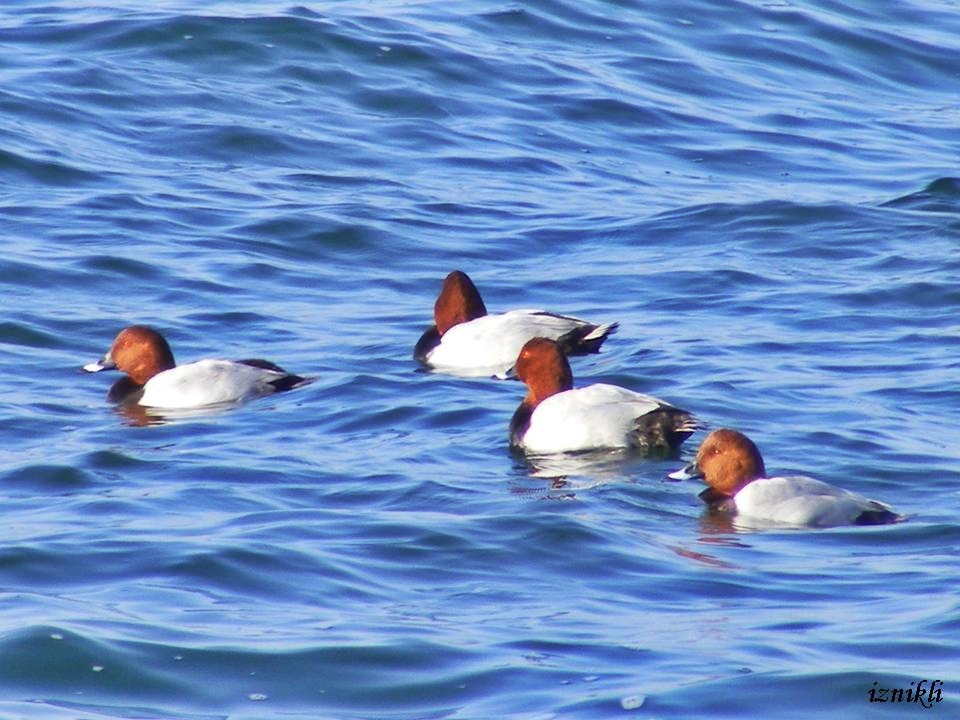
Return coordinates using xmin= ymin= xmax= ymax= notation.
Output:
xmin=668 ymin=428 xmax=902 ymax=527
xmin=83 ymin=325 xmax=307 ymax=408
xmin=509 ymin=337 xmax=697 ymax=454
xmin=414 ymin=270 xmax=618 ymax=377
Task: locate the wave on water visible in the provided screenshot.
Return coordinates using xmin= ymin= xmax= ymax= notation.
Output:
xmin=881 ymin=176 xmax=960 ymax=213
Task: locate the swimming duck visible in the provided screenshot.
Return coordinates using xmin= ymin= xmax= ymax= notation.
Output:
xmin=669 ymin=428 xmax=902 ymax=527
xmin=83 ymin=325 xmax=306 ymax=408
xmin=414 ymin=270 xmax=618 ymax=377
xmin=509 ymin=337 xmax=697 ymax=454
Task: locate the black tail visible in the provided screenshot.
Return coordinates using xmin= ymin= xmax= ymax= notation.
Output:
xmin=632 ymin=406 xmax=698 ymax=452
xmin=854 ymin=505 xmax=903 ymax=526
xmin=557 ymin=321 xmax=619 ymax=356
xmin=237 ymin=359 xmax=308 ymax=393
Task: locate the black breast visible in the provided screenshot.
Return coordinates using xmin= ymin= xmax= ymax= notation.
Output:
xmin=413 ymin=326 xmax=441 ymax=364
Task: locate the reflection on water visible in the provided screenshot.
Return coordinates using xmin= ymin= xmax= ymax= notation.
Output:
xmin=111 ymin=400 xmax=246 ymax=427
xmin=517 ymin=445 xmax=687 ymax=481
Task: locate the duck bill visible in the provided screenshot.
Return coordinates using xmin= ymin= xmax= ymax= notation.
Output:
xmin=82 ymin=356 xmax=116 ymax=373
xmin=667 ymin=462 xmax=704 ymax=482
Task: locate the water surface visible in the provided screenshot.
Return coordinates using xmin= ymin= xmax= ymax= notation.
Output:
xmin=2 ymin=1 xmax=959 ymax=718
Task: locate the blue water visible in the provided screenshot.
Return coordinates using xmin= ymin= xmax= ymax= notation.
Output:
xmin=2 ymin=1 xmax=959 ymax=717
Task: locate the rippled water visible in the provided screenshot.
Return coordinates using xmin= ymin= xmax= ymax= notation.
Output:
xmin=2 ymin=1 xmax=959 ymax=718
